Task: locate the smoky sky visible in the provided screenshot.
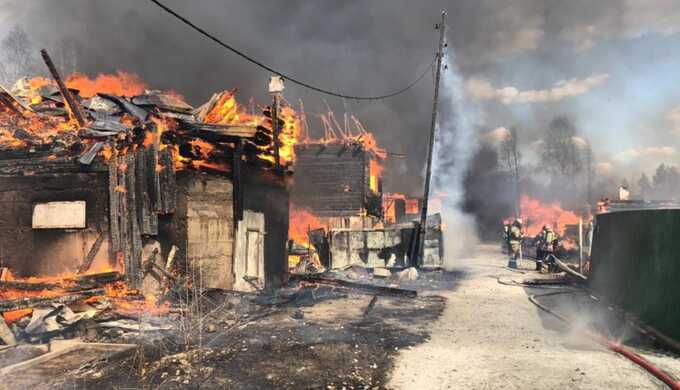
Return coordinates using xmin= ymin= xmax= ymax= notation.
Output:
xmin=2 ymin=0 xmax=680 ymax=191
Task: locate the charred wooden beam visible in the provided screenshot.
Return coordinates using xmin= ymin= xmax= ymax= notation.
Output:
xmin=0 ymin=156 xmax=106 ymax=175
xmin=0 ymin=92 xmax=25 ymax=117
xmin=0 ymin=272 xmax=121 ymax=292
xmin=69 ymin=271 xmax=122 ymax=285
xmin=158 ymin=147 xmax=177 ymax=214
xmin=126 ymin=152 xmax=143 ymax=289
xmin=292 ymin=274 xmax=417 ymax=298
xmin=178 ymin=122 xmax=258 ymax=137
xmin=147 ymin=142 xmax=162 ymax=213
xmin=0 ymin=83 xmax=32 ymax=113
xmin=118 ymin=152 xmax=131 ymax=282
xmin=77 ymin=231 xmax=105 ymax=274
xmin=108 ymin=147 xmax=121 ymax=255
xmin=0 ymin=280 xmax=60 ymax=290
xmin=40 ymin=49 xmax=87 ymax=127
xmin=0 ymin=288 xmax=106 ymax=312
xmin=135 ymin=147 xmax=157 ymax=235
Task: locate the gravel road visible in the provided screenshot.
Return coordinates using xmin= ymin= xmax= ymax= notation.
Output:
xmin=389 ymin=244 xmax=680 ymax=389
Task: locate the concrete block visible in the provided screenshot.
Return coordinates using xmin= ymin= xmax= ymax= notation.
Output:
xmin=394 ymin=267 xmax=418 ymax=281
xmin=373 ymin=267 xmax=391 ymax=278
xmin=366 ymin=231 xmax=385 ymax=249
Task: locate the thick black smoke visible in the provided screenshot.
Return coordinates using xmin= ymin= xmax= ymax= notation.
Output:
xmin=0 ymin=0 xmax=622 ymax=193
xmin=2 ymin=1 xmax=678 ymax=237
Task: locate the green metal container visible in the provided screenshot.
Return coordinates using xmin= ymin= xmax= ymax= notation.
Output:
xmin=591 ymin=209 xmax=680 ymax=341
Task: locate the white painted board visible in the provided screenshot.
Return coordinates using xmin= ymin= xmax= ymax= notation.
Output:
xmin=32 ymin=201 xmax=86 ymax=229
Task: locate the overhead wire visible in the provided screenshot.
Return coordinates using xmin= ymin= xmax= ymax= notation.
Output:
xmin=148 ymin=0 xmax=435 ymax=101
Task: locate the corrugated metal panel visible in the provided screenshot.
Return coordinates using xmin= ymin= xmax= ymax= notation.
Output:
xmin=590 ymin=209 xmax=680 ymax=341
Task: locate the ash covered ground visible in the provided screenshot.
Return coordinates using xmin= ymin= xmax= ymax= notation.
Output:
xmin=2 ymin=270 xmax=460 ymax=389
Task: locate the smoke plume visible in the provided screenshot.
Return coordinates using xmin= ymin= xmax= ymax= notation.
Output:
xmin=431 ymin=45 xmax=480 ymax=265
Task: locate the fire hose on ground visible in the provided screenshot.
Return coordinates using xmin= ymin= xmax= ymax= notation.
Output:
xmin=529 ymin=291 xmax=680 ymax=390
xmin=497 ymin=256 xmax=680 ymax=389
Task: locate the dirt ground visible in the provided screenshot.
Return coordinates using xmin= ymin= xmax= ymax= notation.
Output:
xmin=3 ymin=272 xmax=457 ymax=389
xmin=4 ymin=244 xmax=680 ymax=389
xmin=389 ymin=244 xmax=680 ymax=389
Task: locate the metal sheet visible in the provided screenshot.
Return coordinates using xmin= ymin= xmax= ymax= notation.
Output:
xmin=591 ymin=209 xmax=680 ymax=341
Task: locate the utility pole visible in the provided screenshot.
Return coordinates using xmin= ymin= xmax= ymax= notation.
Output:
xmin=268 ymin=75 xmax=285 ymax=170
xmin=415 ymin=10 xmax=447 ymax=268
xmin=586 ymin=144 xmax=593 ymax=214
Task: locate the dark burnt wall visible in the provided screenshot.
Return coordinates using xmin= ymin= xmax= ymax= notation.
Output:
xmin=242 ymin=166 xmax=289 ymax=289
xmin=292 ymin=144 xmax=368 ymax=217
xmin=0 ymin=172 xmax=110 ymax=276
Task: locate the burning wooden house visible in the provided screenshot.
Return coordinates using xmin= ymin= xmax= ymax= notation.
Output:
xmin=287 ymin=119 xmax=388 ymax=270
xmin=0 ymin=52 xmax=294 ymax=318
xmin=288 ymin=122 xmax=444 ymax=269
xmin=291 ymin=141 xmax=384 ymax=228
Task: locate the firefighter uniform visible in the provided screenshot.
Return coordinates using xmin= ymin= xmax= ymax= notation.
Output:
xmin=536 ymin=225 xmax=557 ymax=271
xmin=507 ymin=219 xmax=523 ymax=269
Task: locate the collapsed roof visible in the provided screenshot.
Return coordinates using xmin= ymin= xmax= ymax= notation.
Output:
xmin=0 ymin=74 xmax=298 ymax=174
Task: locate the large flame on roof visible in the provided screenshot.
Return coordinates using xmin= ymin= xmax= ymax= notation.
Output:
xmin=204 ymin=90 xmax=257 ymax=125
xmin=65 ymin=71 xmax=148 ymax=98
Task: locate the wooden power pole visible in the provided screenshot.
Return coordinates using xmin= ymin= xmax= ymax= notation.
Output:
xmin=415 ymin=10 xmax=447 ymax=267
xmin=268 ymin=75 xmax=285 ymax=170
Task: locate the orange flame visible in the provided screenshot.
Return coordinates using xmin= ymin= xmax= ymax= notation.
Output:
xmin=204 ymin=91 xmax=259 ymax=126
xmin=518 ymin=194 xmax=580 ymax=236
xmin=65 ymin=71 xmax=148 ymax=98
xmin=369 ymin=159 xmax=384 ymax=193
xmin=289 ymin=205 xmax=323 ymax=246
xmin=278 ymin=106 xmax=301 ymax=165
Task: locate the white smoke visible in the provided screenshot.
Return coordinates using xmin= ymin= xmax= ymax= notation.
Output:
xmin=431 ymin=45 xmax=481 ymax=268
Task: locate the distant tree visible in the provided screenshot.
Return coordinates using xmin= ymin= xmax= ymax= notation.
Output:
xmin=540 ymin=117 xmax=583 ymax=177
xmin=652 ymin=164 xmax=680 ymax=200
xmin=0 ymin=26 xmax=39 ymax=85
xmin=637 ymin=173 xmax=652 ymax=199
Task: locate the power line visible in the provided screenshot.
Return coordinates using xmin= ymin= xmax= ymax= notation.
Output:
xmin=148 ymin=0 xmax=434 ymax=101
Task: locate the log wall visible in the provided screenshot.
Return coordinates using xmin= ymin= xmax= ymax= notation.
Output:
xmin=0 ymin=172 xmax=110 ymax=276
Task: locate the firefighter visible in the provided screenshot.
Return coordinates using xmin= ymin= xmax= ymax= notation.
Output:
xmin=536 ymin=225 xmax=557 ymax=271
xmin=501 ymin=222 xmax=510 ymax=253
xmin=507 ymin=219 xmax=523 ymax=269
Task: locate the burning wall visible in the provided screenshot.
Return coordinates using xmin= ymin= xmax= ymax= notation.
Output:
xmin=383 ymin=193 xmax=423 ymax=225
xmin=0 ymin=65 xmax=295 ymax=298
xmin=291 ymin=143 xmax=382 ymax=219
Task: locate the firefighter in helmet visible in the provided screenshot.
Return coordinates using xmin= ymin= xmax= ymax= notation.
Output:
xmin=536 ymin=224 xmax=558 ymax=271
xmin=507 ymin=218 xmax=523 ymax=269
